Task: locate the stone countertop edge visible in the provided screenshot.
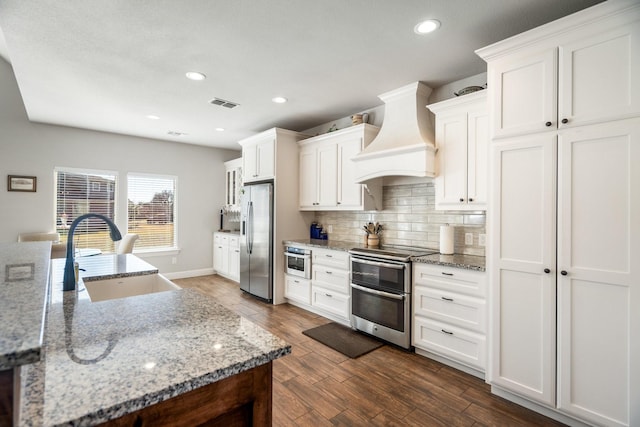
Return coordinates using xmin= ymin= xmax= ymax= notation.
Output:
xmin=20 ymin=261 xmax=292 ymax=426
xmin=0 ymin=242 xmax=50 ymax=370
xmin=283 ymin=239 xmax=485 ymax=271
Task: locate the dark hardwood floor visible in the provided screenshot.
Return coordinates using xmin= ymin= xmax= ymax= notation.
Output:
xmin=174 ymin=275 xmax=565 ymax=427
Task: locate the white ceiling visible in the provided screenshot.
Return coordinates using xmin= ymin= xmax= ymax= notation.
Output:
xmin=0 ymin=0 xmax=603 ymax=150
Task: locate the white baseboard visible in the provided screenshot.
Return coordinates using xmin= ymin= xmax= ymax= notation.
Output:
xmin=163 ymin=268 xmax=214 ymax=280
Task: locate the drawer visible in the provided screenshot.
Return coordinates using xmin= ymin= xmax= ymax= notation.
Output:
xmin=312 ymin=286 xmax=350 ymax=320
xmin=413 ymin=317 xmax=486 ymax=371
xmin=228 ymin=235 xmax=240 ymax=248
xmin=413 ymin=264 xmax=486 ymax=298
xmin=284 ymin=275 xmax=311 ymax=305
xmin=214 ymin=233 xmax=230 ymax=246
xmin=312 ymin=265 xmax=349 ymax=293
xmin=414 ymin=286 xmax=486 ymax=333
xmin=312 ymin=248 xmax=350 ymax=270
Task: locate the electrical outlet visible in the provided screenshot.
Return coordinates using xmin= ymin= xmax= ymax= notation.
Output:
xmin=327 ymin=225 xmax=333 ymax=233
xmin=465 ymin=233 xmax=473 ymax=245
xmin=479 ymin=234 xmax=486 ymax=247
xmin=172 ymin=257 xmax=177 ymax=265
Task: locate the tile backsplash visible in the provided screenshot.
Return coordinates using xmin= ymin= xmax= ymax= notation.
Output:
xmin=314 ymin=181 xmax=486 ymax=256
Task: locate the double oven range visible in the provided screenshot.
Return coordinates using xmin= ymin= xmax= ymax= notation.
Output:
xmin=349 ymin=245 xmax=436 ymax=350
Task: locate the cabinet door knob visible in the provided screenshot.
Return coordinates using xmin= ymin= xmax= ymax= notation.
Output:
xmin=337 ymin=201 xmax=341 ymax=205
xmin=561 ymin=270 xmax=568 ymax=276
xmin=545 ymin=121 xmax=552 ymax=127
xmin=459 ymin=198 xmax=465 ymax=202
xmin=544 ymin=268 xmax=550 ymax=273
xmin=561 ymin=118 xmax=569 ymax=124
xmin=468 ymin=198 xmax=473 ymax=202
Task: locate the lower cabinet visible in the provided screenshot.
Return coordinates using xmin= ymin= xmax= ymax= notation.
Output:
xmin=284 ymin=275 xmax=311 ymax=305
xmin=412 ymin=263 xmax=487 ymax=377
xmin=284 ymin=247 xmax=351 ymax=326
xmin=213 ymin=232 xmax=240 ymax=282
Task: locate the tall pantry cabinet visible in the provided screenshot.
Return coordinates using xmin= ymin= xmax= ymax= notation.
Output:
xmin=477 ymin=1 xmax=640 ymax=426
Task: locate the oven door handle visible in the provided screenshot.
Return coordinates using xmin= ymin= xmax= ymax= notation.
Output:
xmin=351 ymin=257 xmax=404 ymax=270
xmin=284 ymin=252 xmax=310 ymax=260
xmin=350 ymin=283 xmax=405 ymax=300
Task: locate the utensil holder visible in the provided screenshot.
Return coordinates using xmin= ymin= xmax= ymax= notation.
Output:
xmin=367 ymin=235 xmax=380 ymax=248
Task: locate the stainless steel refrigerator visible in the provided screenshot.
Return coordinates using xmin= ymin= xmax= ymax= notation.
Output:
xmin=239 ymin=181 xmax=274 ymax=301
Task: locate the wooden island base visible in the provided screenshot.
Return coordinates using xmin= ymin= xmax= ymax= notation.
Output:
xmin=106 ymin=362 xmax=272 ymax=426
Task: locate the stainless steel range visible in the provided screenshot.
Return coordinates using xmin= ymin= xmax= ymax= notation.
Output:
xmin=349 ymin=245 xmax=437 ymax=349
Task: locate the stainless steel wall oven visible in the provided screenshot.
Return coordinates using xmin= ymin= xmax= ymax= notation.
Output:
xmin=349 ymin=246 xmax=436 ymax=350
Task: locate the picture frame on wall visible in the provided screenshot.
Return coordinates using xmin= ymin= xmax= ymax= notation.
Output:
xmin=7 ymin=175 xmax=37 ymax=192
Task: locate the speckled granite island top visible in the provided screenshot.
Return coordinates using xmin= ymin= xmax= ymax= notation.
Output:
xmin=283 ymin=239 xmax=485 ymax=271
xmin=17 ymin=256 xmax=291 ymax=426
xmin=0 ymin=242 xmax=50 ymax=369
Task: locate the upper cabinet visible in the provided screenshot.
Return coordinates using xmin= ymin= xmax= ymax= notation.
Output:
xmin=480 ymin=7 xmax=640 ymax=139
xmin=427 ymin=91 xmax=488 ymax=211
xmin=241 ymin=134 xmax=275 ymax=182
xmin=224 ymin=158 xmax=242 ymax=208
xmin=298 ymin=124 xmax=381 ymax=211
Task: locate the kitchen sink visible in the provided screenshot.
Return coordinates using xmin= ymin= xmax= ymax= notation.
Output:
xmin=83 ymin=273 xmax=180 ymax=302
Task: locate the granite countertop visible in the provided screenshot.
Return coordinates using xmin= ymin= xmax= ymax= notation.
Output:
xmin=283 ymin=239 xmax=485 ymax=271
xmin=76 ymin=253 xmax=158 ymax=282
xmin=12 ymin=253 xmax=290 ymax=426
xmin=0 ymin=242 xmax=51 ymax=370
xmin=413 ymin=253 xmax=486 ymax=271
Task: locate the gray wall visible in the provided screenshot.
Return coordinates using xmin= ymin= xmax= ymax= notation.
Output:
xmin=0 ymin=59 xmax=241 ymax=276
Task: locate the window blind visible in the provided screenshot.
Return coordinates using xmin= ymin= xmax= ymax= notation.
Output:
xmin=127 ymin=174 xmax=177 ymax=250
xmin=55 ymin=168 xmax=118 ymax=252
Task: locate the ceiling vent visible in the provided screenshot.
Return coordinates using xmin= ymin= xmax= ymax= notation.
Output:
xmin=209 ymin=98 xmax=240 ymax=109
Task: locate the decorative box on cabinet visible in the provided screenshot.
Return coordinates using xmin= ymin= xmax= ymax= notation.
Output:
xmin=298 ymin=124 xmax=382 ymax=211
xmin=427 ymin=91 xmax=488 ymax=210
xmin=478 ymin=2 xmax=640 ymax=426
xmin=412 ymin=263 xmax=487 ymax=378
xmin=213 ymin=232 xmax=240 ymax=282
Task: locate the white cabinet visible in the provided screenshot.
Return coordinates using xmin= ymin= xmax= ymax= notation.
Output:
xmin=284 ymin=275 xmax=311 ymax=305
xmin=224 ymin=158 xmax=242 ymax=208
xmin=427 ymin=91 xmax=488 ymax=210
xmin=240 ymin=128 xmax=310 ymax=305
xmin=213 ymin=232 xmax=240 ymax=282
xmin=311 ymin=248 xmax=351 ymax=324
xmin=412 ymin=263 xmax=487 ymax=376
xmin=298 ymin=124 xmax=381 ymax=211
xmin=282 ymin=245 xmax=351 ymax=325
xmin=482 ymin=9 xmax=640 ymax=139
xmin=241 ymin=135 xmax=275 ymax=183
xmin=478 ymin=3 xmax=640 ymax=425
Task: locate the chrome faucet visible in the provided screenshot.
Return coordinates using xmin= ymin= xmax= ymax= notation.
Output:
xmin=63 ymin=213 xmax=122 ymax=291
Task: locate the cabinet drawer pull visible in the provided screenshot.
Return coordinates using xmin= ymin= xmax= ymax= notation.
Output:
xmin=325 ymin=254 xmax=333 ymax=258
xmin=294 ymin=280 xmax=300 ymax=284
xmin=441 ymin=329 xmax=453 ymax=335
xmin=325 ymin=293 xmax=332 ymax=297
xmin=441 ymin=296 xmax=454 ymax=302
xmin=325 ymin=271 xmax=332 ymax=274
xmin=441 ymin=272 xmax=454 ymax=276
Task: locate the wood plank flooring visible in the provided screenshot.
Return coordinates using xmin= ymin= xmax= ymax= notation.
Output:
xmin=174 ymin=275 xmax=565 ymax=427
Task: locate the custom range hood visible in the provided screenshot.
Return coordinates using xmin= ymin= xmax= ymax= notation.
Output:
xmin=352 ymin=81 xmax=436 ymax=182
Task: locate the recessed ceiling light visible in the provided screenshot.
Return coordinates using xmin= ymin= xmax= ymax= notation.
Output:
xmin=215 ymin=128 xmax=225 ymax=132
xmin=414 ymin=19 xmax=440 ymax=34
xmin=185 ymin=71 xmax=206 ymax=81
xmin=272 ymin=97 xmax=288 ymax=104
xmin=145 ymin=115 xmax=160 ymax=120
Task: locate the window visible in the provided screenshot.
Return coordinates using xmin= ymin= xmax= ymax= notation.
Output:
xmin=55 ymin=168 xmax=118 ymax=252
xmin=127 ymin=173 xmax=177 ymax=251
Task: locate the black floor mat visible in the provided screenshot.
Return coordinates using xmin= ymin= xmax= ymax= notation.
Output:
xmin=302 ymin=322 xmax=384 ymax=358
